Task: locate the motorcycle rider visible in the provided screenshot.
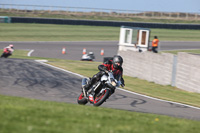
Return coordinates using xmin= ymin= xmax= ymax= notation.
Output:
xmin=83 ymin=55 xmax=125 ymax=93
xmin=1 ymin=44 xmax=14 ymax=58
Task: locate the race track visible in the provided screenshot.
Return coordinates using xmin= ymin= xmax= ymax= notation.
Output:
xmin=0 ymin=41 xmax=200 ymax=62
xmin=0 ymin=58 xmax=200 ymax=120
xmin=0 ymin=41 xmax=200 ymax=120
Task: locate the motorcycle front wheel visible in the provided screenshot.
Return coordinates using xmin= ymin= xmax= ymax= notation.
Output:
xmin=77 ymin=92 xmax=88 ymax=105
xmin=93 ymin=89 xmax=110 ymax=106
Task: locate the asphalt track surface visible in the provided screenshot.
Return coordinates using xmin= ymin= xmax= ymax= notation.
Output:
xmin=0 ymin=41 xmax=200 ymax=62
xmin=0 ymin=41 xmax=200 ymax=120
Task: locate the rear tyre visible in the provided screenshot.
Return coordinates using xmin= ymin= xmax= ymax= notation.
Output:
xmin=93 ymin=89 xmax=110 ymax=106
xmin=77 ymin=92 xmax=88 ymax=105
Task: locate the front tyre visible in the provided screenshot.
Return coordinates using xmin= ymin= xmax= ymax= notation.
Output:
xmin=77 ymin=92 xmax=88 ymax=105
xmin=93 ymin=89 xmax=110 ymax=106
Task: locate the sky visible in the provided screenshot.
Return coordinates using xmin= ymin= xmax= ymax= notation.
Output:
xmin=0 ymin=0 xmax=200 ymax=13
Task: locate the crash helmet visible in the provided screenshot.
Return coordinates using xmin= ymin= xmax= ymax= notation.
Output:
xmin=9 ymin=44 xmax=14 ymax=49
xmin=112 ymin=55 xmax=123 ymax=68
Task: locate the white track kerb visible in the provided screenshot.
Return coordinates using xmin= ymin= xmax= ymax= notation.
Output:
xmin=27 ymin=49 xmax=34 ymax=57
xmin=35 ymin=59 xmax=200 ymax=110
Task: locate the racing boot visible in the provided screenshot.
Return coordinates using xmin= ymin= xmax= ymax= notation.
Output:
xmin=83 ymin=77 xmax=96 ymax=94
xmin=83 ymin=73 xmax=99 ymax=94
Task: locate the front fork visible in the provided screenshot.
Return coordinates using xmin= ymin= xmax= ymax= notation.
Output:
xmin=82 ymin=78 xmax=88 ymax=97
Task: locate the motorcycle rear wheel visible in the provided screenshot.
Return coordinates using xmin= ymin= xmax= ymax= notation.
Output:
xmin=77 ymin=92 xmax=88 ymax=105
xmin=93 ymin=89 xmax=110 ymax=106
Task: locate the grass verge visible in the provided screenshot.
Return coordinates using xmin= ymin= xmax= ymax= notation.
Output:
xmin=162 ymin=49 xmax=200 ymax=55
xmin=1 ymin=23 xmax=200 ymax=41
xmin=1 ymin=94 xmax=200 ymax=133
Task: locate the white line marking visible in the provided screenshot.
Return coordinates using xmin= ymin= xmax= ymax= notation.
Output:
xmin=27 ymin=49 xmax=34 ymax=57
xmin=35 ymin=60 xmax=48 ymax=63
xmin=35 ymin=60 xmax=200 ymax=110
xmin=35 ymin=60 xmax=85 ymax=78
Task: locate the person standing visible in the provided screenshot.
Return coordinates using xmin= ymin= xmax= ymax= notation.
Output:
xmin=152 ymin=36 xmax=159 ymax=53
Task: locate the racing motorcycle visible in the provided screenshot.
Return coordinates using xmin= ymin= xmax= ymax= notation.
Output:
xmin=1 ymin=48 xmax=14 ymax=58
xmin=81 ymin=52 xmax=95 ymax=61
xmin=77 ymin=71 xmax=123 ymax=106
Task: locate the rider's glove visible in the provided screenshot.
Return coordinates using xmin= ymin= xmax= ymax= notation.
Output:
xmin=101 ymin=66 xmax=109 ymax=74
xmin=101 ymin=70 xmax=108 ymax=75
xmin=105 ymin=70 xmax=109 ymax=73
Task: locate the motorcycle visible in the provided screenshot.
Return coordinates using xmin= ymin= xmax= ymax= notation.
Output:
xmin=1 ymin=48 xmax=14 ymax=58
xmin=77 ymin=71 xmax=123 ymax=106
xmin=81 ymin=52 xmax=95 ymax=61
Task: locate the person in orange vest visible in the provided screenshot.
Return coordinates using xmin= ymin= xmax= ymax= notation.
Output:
xmin=152 ymin=36 xmax=159 ymax=53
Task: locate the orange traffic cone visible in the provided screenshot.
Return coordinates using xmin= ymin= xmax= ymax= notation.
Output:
xmin=83 ymin=48 xmax=86 ymax=55
xmin=62 ymin=47 xmax=66 ymax=54
xmin=100 ymin=48 xmax=104 ymax=55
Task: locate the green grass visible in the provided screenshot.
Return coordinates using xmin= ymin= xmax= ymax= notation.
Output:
xmin=162 ymin=49 xmax=200 ymax=55
xmin=1 ymin=94 xmax=200 ymax=133
xmin=1 ymin=23 xmax=200 ymax=41
xmin=0 ymin=23 xmax=119 ymax=41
